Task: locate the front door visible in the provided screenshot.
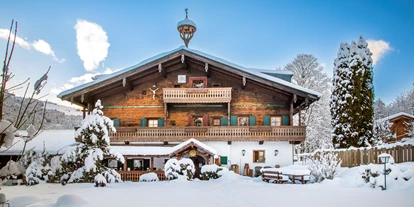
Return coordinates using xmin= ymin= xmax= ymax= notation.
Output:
xmin=191 ymin=155 xmax=205 ymax=179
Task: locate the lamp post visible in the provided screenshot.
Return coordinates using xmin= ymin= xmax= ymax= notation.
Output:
xmin=378 ymin=153 xmax=391 ymax=190
xmin=240 ymin=149 xmax=245 ymax=175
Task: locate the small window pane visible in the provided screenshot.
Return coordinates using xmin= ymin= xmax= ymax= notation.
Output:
xmin=238 ymin=117 xmax=248 ymax=126
xmin=148 ymin=119 xmax=158 ymax=127
xmin=271 ymin=117 xmax=281 ymax=126
xmin=194 ymin=117 xmax=203 ymax=126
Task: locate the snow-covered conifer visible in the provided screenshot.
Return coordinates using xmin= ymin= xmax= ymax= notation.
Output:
xmin=60 ymin=100 xmax=124 ymax=184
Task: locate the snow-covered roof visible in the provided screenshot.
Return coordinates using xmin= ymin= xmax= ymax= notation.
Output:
xmin=0 ymin=130 xmax=78 ymax=156
xmin=111 ymin=138 xmax=218 ymax=156
xmin=58 ymin=46 xmax=320 ymax=99
xmin=110 ymin=146 xmax=171 ymax=156
xmin=170 ymin=138 xmax=217 ymax=156
xmin=376 ymin=112 xmax=414 ymax=123
xmin=253 ymin=69 xmax=293 ymax=76
xmin=0 ymin=130 xmax=217 ymax=157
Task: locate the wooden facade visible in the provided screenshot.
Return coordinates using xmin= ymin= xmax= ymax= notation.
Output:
xmin=389 ymin=114 xmax=414 ymax=142
xmin=59 ymin=47 xmax=319 ymax=144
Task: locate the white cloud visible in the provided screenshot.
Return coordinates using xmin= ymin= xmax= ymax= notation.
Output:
xmin=75 ymin=19 xmax=110 ymax=71
xmin=32 ymin=40 xmax=65 ymax=63
xmin=0 ymin=29 xmax=65 ymax=62
xmin=367 ymin=39 xmax=392 ymax=66
xmin=69 ymin=73 xmax=96 ymax=85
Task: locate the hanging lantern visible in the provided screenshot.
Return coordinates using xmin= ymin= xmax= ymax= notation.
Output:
xmin=189 ymin=149 xmax=197 ymax=157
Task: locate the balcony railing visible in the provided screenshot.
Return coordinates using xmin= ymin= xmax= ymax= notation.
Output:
xmin=163 ymin=87 xmax=232 ymax=103
xmin=109 ymin=126 xmax=306 ymax=142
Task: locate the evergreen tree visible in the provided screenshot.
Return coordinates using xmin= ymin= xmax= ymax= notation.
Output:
xmin=60 ymin=100 xmax=124 ymax=184
xmin=331 ymin=42 xmax=353 ymax=148
xmin=331 ymin=37 xmax=375 ymax=148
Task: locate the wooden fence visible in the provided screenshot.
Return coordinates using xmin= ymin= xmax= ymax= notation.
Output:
xmin=335 ymin=144 xmax=414 ymax=167
xmin=119 ymin=170 xmax=167 ymax=181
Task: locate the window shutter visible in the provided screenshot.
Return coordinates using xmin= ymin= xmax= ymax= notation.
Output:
xmin=220 ymin=156 xmax=228 ymax=165
xmin=188 ymin=116 xmax=192 ymax=126
xmin=230 ymin=116 xmax=237 ymax=126
xmin=282 ymin=115 xmax=289 ymax=126
xmin=203 ymin=115 xmax=208 ymax=126
xmin=113 ymin=118 xmax=120 ymax=127
xmin=140 ymin=118 xmax=147 ymax=127
xmin=249 ymin=116 xmax=256 ymax=126
xmin=264 ymin=115 xmax=270 ymax=126
xmin=158 ymin=118 xmax=165 ymax=127
xmin=220 ymin=117 xmax=228 ymax=126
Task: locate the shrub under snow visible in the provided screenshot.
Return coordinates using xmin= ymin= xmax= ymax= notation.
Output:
xmin=200 ymin=164 xmax=228 ymax=180
xmin=164 ymin=158 xmax=195 ymax=180
xmin=0 ymin=119 xmax=17 ymax=148
xmin=308 ymin=151 xmax=342 ymax=182
xmin=139 ymin=172 xmax=159 ymax=182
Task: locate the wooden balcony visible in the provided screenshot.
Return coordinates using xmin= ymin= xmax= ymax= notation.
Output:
xmin=163 ymin=87 xmax=232 ymax=103
xmin=110 ymin=126 xmax=306 ymax=143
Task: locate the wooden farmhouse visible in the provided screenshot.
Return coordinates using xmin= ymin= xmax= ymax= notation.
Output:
xmin=376 ymin=112 xmax=414 ymax=143
xmin=57 ymin=12 xmax=320 ymax=178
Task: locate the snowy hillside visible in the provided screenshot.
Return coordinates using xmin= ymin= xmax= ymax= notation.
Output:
xmin=3 ymin=95 xmax=82 ymax=130
xmin=46 ymin=102 xmax=82 ymax=116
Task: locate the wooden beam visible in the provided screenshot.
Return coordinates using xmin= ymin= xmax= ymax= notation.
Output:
xmin=290 ymin=101 xmax=294 ymax=126
xmin=150 ymin=157 xmax=154 ymax=170
xmin=298 ymin=106 xmax=302 ymax=126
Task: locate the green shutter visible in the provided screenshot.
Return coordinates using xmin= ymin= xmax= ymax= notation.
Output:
xmin=158 ymin=118 xmax=165 ymax=127
xmin=282 ymin=115 xmax=289 ymax=126
xmin=249 ymin=116 xmax=256 ymax=126
xmin=264 ymin=115 xmax=270 ymax=126
xmin=220 ymin=156 xmax=228 ymax=165
xmin=230 ymin=116 xmax=237 ymax=126
xmin=113 ymin=118 xmax=120 ymax=127
xmin=220 ymin=117 xmax=228 ymax=126
xmin=140 ymin=118 xmax=147 ymax=127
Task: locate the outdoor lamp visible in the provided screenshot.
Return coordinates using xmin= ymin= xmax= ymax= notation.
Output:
xmin=378 ymin=153 xmax=391 ymax=190
xmin=242 ymin=149 xmax=246 ymax=156
xmin=274 ymin=149 xmax=279 ymax=156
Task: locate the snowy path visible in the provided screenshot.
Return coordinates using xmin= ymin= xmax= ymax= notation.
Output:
xmin=2 ymin=175 xmax=413 ymax=207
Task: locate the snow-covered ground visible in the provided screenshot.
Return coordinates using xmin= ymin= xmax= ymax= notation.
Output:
xmin=2 ymin=163 xmax=414 ymax=207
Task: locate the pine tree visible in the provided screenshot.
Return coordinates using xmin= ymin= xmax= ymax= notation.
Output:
xmin=331 ymin=37 xmax=375 ymax=148
xmin=374 ymin=98 xmax=387 ymax=120
xmin=60 ymin=100 xmax=124 ymax=184
xmin=331 ymin=42 xmax=353 ymax=148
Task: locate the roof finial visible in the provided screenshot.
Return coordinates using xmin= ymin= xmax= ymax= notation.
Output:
xmin=185 ymin=8 xmax=188 ymax=18
xmin=177 ymin=8 xmax=197 ymax=48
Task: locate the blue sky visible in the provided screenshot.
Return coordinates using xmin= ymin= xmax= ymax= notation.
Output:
xmin=0 ymin=0 xmax=413 ymax=106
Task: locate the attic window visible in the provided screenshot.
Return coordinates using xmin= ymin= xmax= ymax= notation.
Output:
xmin=212 ymin=83 xmax=221 ymax=87
xmin=174 ymin=84 xmax=181 ymax=88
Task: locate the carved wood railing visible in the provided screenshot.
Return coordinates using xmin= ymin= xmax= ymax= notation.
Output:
xmin=110 ymin=126 xmax=306 ymax=142
xmin=118 ymin=170 xmax=167 ymax=181
xmin=163 ymin=87 xmax=232 ymax=103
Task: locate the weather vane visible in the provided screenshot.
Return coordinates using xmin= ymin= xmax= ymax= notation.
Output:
xmin=177 ymin=8 xmax=197 ymax=48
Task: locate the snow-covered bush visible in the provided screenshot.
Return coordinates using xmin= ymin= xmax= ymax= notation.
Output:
xmin=164 ymin=158 xmax=195 ymax=181
xmin=19 ymin=150 xmax=64 ymax=185
xmin=0 ymin=160 xmax=25 ymax=180
xmin=358 ymin=161 xmax=411 ymax=190
xmin=139 ymin=172 xmax=159 ymax=182
xmin=308 ymin=151 xmax=342 ymax=182
xmin=0 ymin=119 xmax=17 ymax=148
xmin=60 ymin=100 xmax=124 ymax=184
xmin=94 ymin=173 xmax=107 ymax=187
xmin=200 ymin=164 xmax=227 ymax=180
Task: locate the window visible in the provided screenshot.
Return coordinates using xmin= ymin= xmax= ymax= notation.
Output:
xmin=238 ymin=116 xmax=248 ymax=126
xmin=193 ymin=80 xmax=204 ymax=88
xmin=194 ymin=117 xmax=203 ymax=126
xmin=213 ymin=118 xmax=221 ymax=126
xmin=108 ymin=159 xmax=118 ymax=169
xmin=271 ymin=116 xmax=282 ymax=126
xmin=148 ymin=119 xmax=158 ymax=127
xmin=253 ymin=150 xmax=265 ymax=163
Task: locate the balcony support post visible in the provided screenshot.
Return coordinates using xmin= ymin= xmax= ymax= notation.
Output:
xmin=123 ymin=156 xmax=127 ymax=171
xmin=164 ymin=103 xmax=167 ymax=125
xmin=290 ymin=101 xmax=293 ymax=126
xmin=228 ymin=102 xmax=231 ymax=126
xmin=298 ymin=106 xmax=301 ymax=126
